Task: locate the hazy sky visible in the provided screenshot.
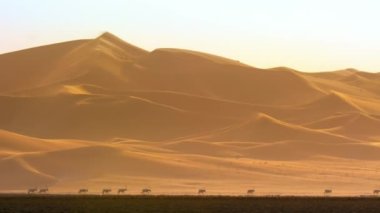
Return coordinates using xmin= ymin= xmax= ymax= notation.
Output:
xmin=1 ymin=0 xmax=380 ymax=72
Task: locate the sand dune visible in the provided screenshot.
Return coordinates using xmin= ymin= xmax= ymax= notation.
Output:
xmin=329 ymin=113 xmax=380 ymax=139
xmin=161 ymin=140 xmax=243 ymax=157
xmin=2 ymin=34 xmax=324 ymax=106
xmin=202 ymin=113 xmax=359 ymax=144
xmin=305 ymin=91 xmax=362 ymax=113
xmin=0 ymin=129 xmax=86 ymax=153
xmin=141 ymin=49 xmax=323 ymax=105
xmin=1 ymin=32 xmax=380 ymax=194
xmin=0 ymin=157 xmax=57 ymax=189
xmin=243 ymin=140 xmax=380 ymax=161
xmin=0 ymin=93 xmax=239 ymax=140
xmin=0 ymin=40 xmax=89 ymax=94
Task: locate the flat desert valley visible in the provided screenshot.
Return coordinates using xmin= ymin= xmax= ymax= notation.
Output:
xmin=1 ymin=32 xmax=380 ymax=195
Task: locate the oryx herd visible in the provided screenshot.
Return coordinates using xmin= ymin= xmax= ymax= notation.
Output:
xmin=27 ymin=187 xmax=48 ymax=194
xmin=25 ymin=187 xmax=380 ymax=196
xmin=27 ymin=187 xmax=130 ymax=195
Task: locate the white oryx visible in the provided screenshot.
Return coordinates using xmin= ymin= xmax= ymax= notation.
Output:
xmin=247 ymin=189 xmax=255 ymax=195
xmin=27 ymin=188 xmax=38 ymax=194
xmin=102 ymin=188 xmax=112 ymax=195
xmin=374 ymin=189 xmax=380 ymax=195
xmin=39 ymin=188 xmax=49 ymax=194
xmin=324 ymin=189 xmax=332 ymax=196
xmin=78 ymin=189 xmax=88 ymax=194
xmin=198 ymin=188 xmax=206 ymax=195
xmin=118 ymin=188 xmax=127 ymax=194
xmin=141 ymin=188 xmax=151 ymax=194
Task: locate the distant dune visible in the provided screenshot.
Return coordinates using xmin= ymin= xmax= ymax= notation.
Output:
xmin=1 ymin=32 xmax=380 ymax=195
